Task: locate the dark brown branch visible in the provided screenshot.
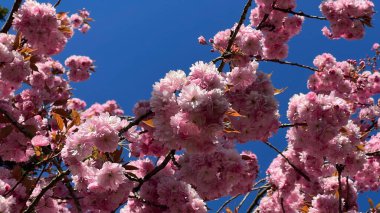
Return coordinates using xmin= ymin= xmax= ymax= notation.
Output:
xmin=344 ymin=176 xmax=349 ymax=211
xmin=54 ymin=161 xmax=82 ymax=213
xmin=212 ymin=52 xmax=233 ymax=64
xmin=4 ymin=169 xmax=29 ymax=196
xmin=54 ymin=0 xmax=62 ymax=8
xmin=256 ymin=13 xmax=270 ymax=30
xmin=366 ymin=151 xmax=380 ymax=157
xmin=336 ymin=164 xmax=345 ymax=213
xmin=264 ymin=141 xmax=311 ymax=182
xmin=279 ymin=123 xmax=307 ymax=128
xmin=0 ymin=0 xmax=22 ymax=33
xmin=170 ymin=154 xmax=181 ymax=168
xmin=217 ymin=0 xmax=253 ymax=72
xmin=119 ymin=110 xmax=153 ymax=137
xmin=2 ymin=151 xmax=61 ymax=196
xmin=272 ymin=6 xmax=327 ymax=20
xmin=132 ymin=150 xmax=175 ymax=193
xmin=0 ymin=108 xmax=34 ymax=139
xmin=257 ymin=58 xmax=319 ymax=72
xmin=281 ymin=197 xmax=286 ymax=213
xmin=246 ymin=187 xmax=270 ymax=213
xmin=23 ymin=170 xmax=69 ymax=213
xmin=29 ymin=163 xmax=49 ymax=195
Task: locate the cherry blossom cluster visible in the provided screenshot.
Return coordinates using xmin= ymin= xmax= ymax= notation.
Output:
xmin=0 ymin=168 xmax=27 ymax=213
xmin=70 ymin=9 xmax=92 ymax=33
xmin=0 ymin=34 xmax=30 ymax=99
xmin=121 ymin=159 xmax=208 ymax=212
xmin=250 ymin=0 xmax=303 ymax=59
xmin=210 ymin=0 xmax=375 ymax=68
xmin=257 ymin=50 xmax=380 ymax=212
xmin=65 ymin=55 xmax=94 ymax=82
xmin=1 ymin=0 xmax=380 ymax=212
xmin=354 ymin=133 xmax=380 ymax=192
xmin=125 ymin=61 xmax=279 ymax=156
xmin=177 ymin=144 xmax=258 ymax=200
xmin=308 ymin=53 xmax=380 ymax=108
xmin=320 ymin=0 xmax=375 ymax=40
xmin=12 ymin=0 xmax=92 ymax=55
xmin=13 ymin=0 xmax=71 ymax=55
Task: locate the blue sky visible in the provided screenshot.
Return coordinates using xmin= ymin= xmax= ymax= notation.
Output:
xmin=3 ymin=0 xmax=380 ymax=211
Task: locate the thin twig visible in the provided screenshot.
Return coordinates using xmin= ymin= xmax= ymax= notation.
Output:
xmin=54 ymin=0 xmax=62 ymax=8
xmin=23 ymin=170 xmax=69 ymax=213
xmin=118 ymin=110 xmax=153 ymax=137
xmin=246 ymin=187 xmax=269 ymax=213
xmin=336 ymin=164 xmax=345 ymax=213
xmin=279 ymin=123 xmax=307 ymax=128
xmin=0 ymin=108 xmax=35 ymax=139
xmin=128 ymin=195 xmax=167 ymax=209
xmin=4 ymin=170 xmax=29 ymax=196
xmin=253 ymin=178 xmax=267 ymax=188
xmin=345 ymin=176 xmax=349 ymax=211
xmin=360 ymin=119 xmax=377 ymax=140
xmin=216 ymin=195 xmax=240 ymax=213
xmin=257 ymin=58 xmax=318 ymax=72
xmin=30 ymin=163 xmax=49 ymax=195
xmin=256 ymin=14 xmax=270 ymax=30
xmin=132 ymin=150 xmax=175 ymax=193
xmin=251 ymin=184 xmax=270 ymax=192
xmin=272 ymin=6 xmax=327 ymax=20
xmin=0 ymin=0 xmax=22 ymax=33
xmin=264 ymin=141 xmax=311 ymax=182
xmin=54 ymin=161 xmax=82 ymax=213
xmin=237 ymin=192 xmax=251 ymax=211
xmin=280 ymin=197 xmax=285 ymax=213
xmin=217 ymin=0 xmax=253 ymax=72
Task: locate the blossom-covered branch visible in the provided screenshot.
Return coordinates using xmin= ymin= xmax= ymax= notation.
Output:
xmin=132 ymin=150 xmax=176 ymax=193
xmin=0 ymin=0 xmax=22 ymax=33
xmin=23 ymin=170 xmax=69 ymax=213
xmin=217 ymin=0 xmax=253 ymax=72
xmin=264 ymin=141 xmax=311 ymax=181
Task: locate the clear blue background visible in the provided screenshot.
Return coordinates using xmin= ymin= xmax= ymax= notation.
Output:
xmin=3 ymin=0 xmax=380 ymax=211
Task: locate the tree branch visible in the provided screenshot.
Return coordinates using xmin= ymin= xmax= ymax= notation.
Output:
xmin=272 ymin=6 xmax=327 ymax=20
xmin=264 ymin=141 xmax=311 ymax=182
xmin=217 ymin=0 xmax=253 ymax=72
xmin=132 ymin=150 xmax=175 ymax=193
xmin=54 ymin=0 xmax=62 ymax=8
xmin=366 ymin=151 xmax=380 ymax=157
xmin=0 ymin=108 xmax=35 ymax=139
xmin=0 ymin=0 xmax=22 ymax=33
xmin=53 ymin=161 xmax=82 ymax=213
xmin=279 ymin=123 xmax=307 ymax=128
xmin=344 ymin=176 xmax=349 ymax=211
xmin=118 ymin=110 xmax=153 ymax=137
xmin=257 ymin=58 xmax=318 ymax=72
xmin=216 ymin=195 xmax=240 ymax=213
xmin=23 ymin=170 xmax=69 ymax=213
xmin=246 ymin=187 xmax=269 ymax=213
xmin=336 ymin=164 xmax=345 ymax=213
xmin=237 ymin=191 xmax=252 ymax=211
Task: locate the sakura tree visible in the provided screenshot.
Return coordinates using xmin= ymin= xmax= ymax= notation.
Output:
xmin=0 ymin=0 xmax=379 ymax=212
